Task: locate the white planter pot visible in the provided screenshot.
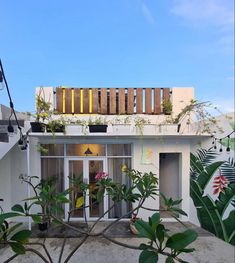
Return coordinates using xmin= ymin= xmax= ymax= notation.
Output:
xmin=135 ymin=124 xmax=157 ymax=135
xmin=159 ymin=124 xmax=179 ymax=134
xmin=112 ymin=124 xmax=131 ymax=135
xmin=65 ymin=125 xmax=87 ymax=135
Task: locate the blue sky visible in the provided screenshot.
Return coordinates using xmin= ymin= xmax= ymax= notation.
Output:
xmin=0 ymin=0 xmax=234 ymax=113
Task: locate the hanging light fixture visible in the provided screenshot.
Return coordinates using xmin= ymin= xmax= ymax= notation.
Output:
xmin=7 ymin=109 xmax=14 ymax=134
xmin=84 ymin=147 xmax=92 ymax=155
xmin=226 ymin=135 xmax=230 ymax=152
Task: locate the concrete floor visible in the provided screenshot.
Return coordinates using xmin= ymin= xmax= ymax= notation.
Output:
xmin=0 ymin=222 xmax=234 ymax=263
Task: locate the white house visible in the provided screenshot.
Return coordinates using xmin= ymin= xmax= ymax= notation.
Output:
xmin=0 ymin=87 xmax=213 ymax=223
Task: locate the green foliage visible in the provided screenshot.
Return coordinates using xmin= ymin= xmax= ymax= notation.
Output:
xmin=162 ymin=99 xmax=173 ymax=115
xmin=136 ymin=212 xmax=197 ymax=263
xmin=190 ymin=150 xmax=235 ymax=244
xmin=0 ymin=212 xmax=32 ymax=255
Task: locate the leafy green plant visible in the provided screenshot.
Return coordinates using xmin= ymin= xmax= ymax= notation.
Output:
xmin=190 ymin=149 xmax=235 ymax=245
xmin=20 ymin=175 xmax=70 ymax=226
xmin=162 ymin=99 xmax=173 ymax=115
xmin=47 ymin=118 xmax=66 ymax=135
xmin=135 ymin=213 xmax=197 ymax=263
xmin=1 ymin=169 xmax=197 ymax=262
xmin=134 ymin=116 xmax=151 ymax=135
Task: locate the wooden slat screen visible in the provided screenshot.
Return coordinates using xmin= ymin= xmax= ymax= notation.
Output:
xmin=74 ymin=88 xmax=80 ymax=114
xmin=127 ymin=88 xmax=134 ymax=114
xmin=92 ymin=88 xmax=98 ymax=114
xmin=136 ymin=88 xmax=143 ymax=114
xmin=56 ymin=87 xmax=63 ymax=113
xmin=145 ymin=88 xmax=152 ymax=114
xmin=154 ymin=88 xmax=161 ymax=114
xmin=100 ymin=88 xmax=107 ymax=114
xmin=109 ymin=88 xmax=116 ymax=114
xmin=55 ymin=87 xmax=171 ymax=115
xmin=163 ymin=88 xmax=170 ymax=103
xmin=118 ymin=88 xmax=126 ymax=114
xmin=82 ymin=89 xmax=89 ymax=114
xmin=65 ymin=88 xmax=72 ymax=114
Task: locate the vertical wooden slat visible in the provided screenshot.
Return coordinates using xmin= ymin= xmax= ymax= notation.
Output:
xmin=65 ymin=88 xmax=72 ymax=114
xmin=127 ymin=88 xmax=134 ymax=114
xmin=109 ymin=88 xmax=116 ymax=114
xmin=74 ymin=88 xmax=80 ymax=114
xmin=163 ymin=88 xmax=170 ymax=103
xmin=136 ymin=88 xmax=143 ymax=114
xmin=118 ymin=88 xmax=125 ymax=114
xmin=83 ymin=88 xmax=89 ymax=114
xmin=100 ymin=88 xmax=107 ymax=114
xmin=145 ymin=88 xmax=152 ymax=114
xmin=154 ymin=88 xmax=161 ymax=114
xmin=92 ymin=88 xmax=98 ymax=113
xmin=56 ymin=87 xmax=63 ymax=113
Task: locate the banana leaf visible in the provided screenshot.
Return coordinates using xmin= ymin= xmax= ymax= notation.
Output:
xmin=223 ymin=210 xmax=235 ymax=245
xmin=190 ymin=180 xmax=227 ymax=241
xmin=215 ymin=184 xmax=235 ymax=217
xmin=197 ymin=161 xmax=224 ymax=190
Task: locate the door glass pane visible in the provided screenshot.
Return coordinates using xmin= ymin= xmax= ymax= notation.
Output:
xmin=69 ymin=161 xmax=84 ymax=218
xmin=108 ymin=158 xmax=132 ymax=218
xmin=89 ymin=160 xmax=104 ymax=217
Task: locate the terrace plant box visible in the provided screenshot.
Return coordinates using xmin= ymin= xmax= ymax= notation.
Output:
xmin=159 ymin=124 xmax=179 ymax=134
xmin=30 ymin=122 xmax=46 ymax=133
xmin=65 ymin=124 xmax=86 ymax=135
xmin=88 ymin=125 xmax=108 ymax=133
xmin=112 ymin=124 xmax=131 ymax=135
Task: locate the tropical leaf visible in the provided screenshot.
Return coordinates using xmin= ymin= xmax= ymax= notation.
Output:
xmin=190 ymin=180 xmax=227 ymax=240
xmin=139 ymin=250 xmax=158 ymax=263
xmin=215 ymin=184 xmax=235 ymax=216
xmin=196 ymin=148 xmax=218 ymax=166
xmin=134 ymin=219 xmax=156 ymax=241
xmin=223 ymin=210 xmax=235 ymax=245
xmin=197 ymin=161 xmax=224 ymax=190
xmin=166 ymin=229 xmax=197 ymax=250
xmin=221 ymin=158 xmax=235 ymax=183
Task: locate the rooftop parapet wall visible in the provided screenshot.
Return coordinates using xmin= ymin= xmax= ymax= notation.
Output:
xmin=35 ymin=87 xmax=194 ymax=116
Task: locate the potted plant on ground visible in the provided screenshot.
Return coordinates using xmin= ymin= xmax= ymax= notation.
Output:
xmin=30 ymin=95 xmax=51 ymax=132
xmin=20 ymin=175 xmax=69 ymax=231
xmin=88 ymin=117 xmax=108 ymax=133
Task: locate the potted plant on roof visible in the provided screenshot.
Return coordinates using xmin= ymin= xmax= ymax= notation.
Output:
xmin=65 ymin=118 xmax=88 ymax=135
xmin=88 ymin=117 xmax=108 ymax=133
xmin=30 ymin=95 xmax=51 ymax=132
xmin=162 ymin=99 xmax=173 ymax=115
xmin=46 ymin=117 xmax=66 ymax=135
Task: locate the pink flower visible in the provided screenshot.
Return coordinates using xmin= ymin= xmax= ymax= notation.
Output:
xmin=95 ymin=172 xmax=108 ymax=181
xmin=213 ymin=175 xmax=229 ymax=195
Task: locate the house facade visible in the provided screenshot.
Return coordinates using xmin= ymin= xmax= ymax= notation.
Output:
xmin=0 ymin=87 xmax=211 ymax=222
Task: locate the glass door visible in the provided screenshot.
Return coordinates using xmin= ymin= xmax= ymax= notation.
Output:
xmin=65 ymin=158 xmax=107 ymax=220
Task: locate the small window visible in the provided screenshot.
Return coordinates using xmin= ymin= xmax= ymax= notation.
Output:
xmin=40 ymin=144 xmax=64 ymax=156
xmin=66 ymin=144 xmax=106 ymax=156
xmin=107 ymin=144 xmax=131 ymax=156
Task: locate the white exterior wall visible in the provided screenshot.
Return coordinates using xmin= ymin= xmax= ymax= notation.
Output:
xmin=0 ymin=144 xmax=28 ymax=214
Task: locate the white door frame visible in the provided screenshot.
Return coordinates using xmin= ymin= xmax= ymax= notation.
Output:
xmin=64 ymin=157 xmax=108 ymax=221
